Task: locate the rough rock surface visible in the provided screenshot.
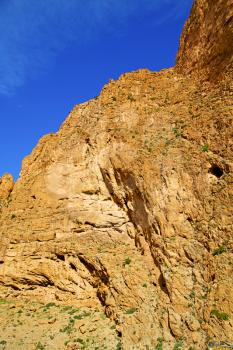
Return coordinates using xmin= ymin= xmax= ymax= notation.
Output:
xmin=176 ymin=0 xmax=233 ymax=82
xmin=0 ymin=174 xmax=14 ymax=202
xmin=0 ymin=0 xmax=232 ymax=349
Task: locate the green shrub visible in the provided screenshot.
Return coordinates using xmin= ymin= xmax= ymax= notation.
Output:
xmin=35 ymin=342 xmax=45 ymax=350
xmin=173 ymin=340 xmax=183 ymax=350
xmin=201 ymin=144 xmax=209 ymax=152
xmin=213 ymin=245 xmax=227 ymax=256
xmin=59 ymin=318 xmax=75 ymax=334
xmin=73 ymin=314 xmax=82 ymax=320
xmin=68 ymin=308 xmax=80 ymax=315
xmin=61 ymin=306 xmax=73 ymax=312
xmin=127 ymin=94 xmax=136 ymax=102
xmin=125 ymin=307 xmax=137 ymax=315
xmin=44 ymin=302 xmax=56 ymax=308
xmin=190 ymin=290 xmax=195 ymax=299
xmin=123 ymin=257 xmax=131 ymax=266
xmin=210 ymin=309 xmax=229 ymax=321
xmin=172 ymin=128 xmax=182 ymax=138
xmin=116 ymin=341 xmax=122 ymax=350
xmin=42 ymin=302 xmax=56 ymax=312
xmin=155 ymin=337 xmax=163 ymax=350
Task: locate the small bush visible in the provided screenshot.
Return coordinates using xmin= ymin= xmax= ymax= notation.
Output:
xmin=61 ymin=306 xmax=73 ymax=312
xmin=35 ymin=342 xmax=45 ymax=350
xmin=59 ymin=318 xmax=75 ymax=334
xmin=127 ymin=94 xmax=136 ymax=102
xmin=43 ymin=302 xmax=56 ymax=312
xmin=172 ymin=128 xmax=182 ymax=138
xmin=155 ymin=337 xmax=163 ymax=350
xmin=173 ymin=340 xmax=183 ymax=350
xmin=73 ymin=314 xmax=82 ymax=320
xmin=190 ymin=290 xmax=195 ymax=299
xmin=125 ymin=307 xmax=137 ymax=315
xmin=210 ymin=309 xmax=229 ymax=321
xmin=116 ymin=341 xmax=122 ymax=350
xmin=76 ymin=338 xmax=84 ymax=345
xmin=44 ymin=302 xmax=56 ymax=308
xmin=201 ymin=144 xmax=209 ymax=152
xmin=123 ymin=257 xmax=131 ymax=266
xmin=213 ymin=245 xmax=227 ymax=256
xmin=68 ymin=308 xmax=80 ymax=315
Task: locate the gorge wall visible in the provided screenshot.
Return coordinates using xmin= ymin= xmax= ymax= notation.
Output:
xmin=0 ymin=0 xmax=232 ymax=349
xmin=176 ymin=0 xmax=233 ymax=82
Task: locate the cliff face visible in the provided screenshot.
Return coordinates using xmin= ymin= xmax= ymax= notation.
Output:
xmin=176 ymin=0 xmax=233 ymax=82
xmin=0 ymin=174 xmax=14 ymax=203
xmin=0 ymin=1 xmax=232 ymax=349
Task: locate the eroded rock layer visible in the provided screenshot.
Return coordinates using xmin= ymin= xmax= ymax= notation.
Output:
xmin=176 ymin=0 xmax=233 ymax=82
xmin=0 ymin=0 xmax=232 ymax=349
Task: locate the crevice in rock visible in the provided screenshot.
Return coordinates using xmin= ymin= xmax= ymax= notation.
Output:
xmin=3 ymin=283 xmax=21 ymax=291
xmin=76 ymin=253 xmax=118 ymax=322
xmin=99 ymin=167 xmax=126 ymax=210
xmin=184 ymin=249 xmax=194 ymax=263
xmin=55 ymin=254 xmax=65 ymax=261
xmin=211 ymin=273 xmax=216 ymax=282
xmin=31 ymin=277 xmax=54 ymax=287
xmin=158 ymin=273 xmax=170 ymax=297
xmin=78 ymin=254 xmax=109 ymax=285
xmin=69 ymin=262 xmax=77 ymax=271
xmin=116 ymin=330 xmax=122 ymax=338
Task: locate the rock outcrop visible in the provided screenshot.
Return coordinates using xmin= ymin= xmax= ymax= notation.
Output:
xmin=0 ymin=173 xmax=14 ymax=202
xmin=176 ymin=0 xmax=233 ymax=82
xmin=0 ymin=0 xmax=232 ymax=349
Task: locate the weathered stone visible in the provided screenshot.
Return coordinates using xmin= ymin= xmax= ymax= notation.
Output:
xmin=0 ymin=0 xmax=232 ymax=348
xmin=176 ymin=0 xmax=233 ymax=82
xmin=0 ymin=173 xmax=14 ymax=201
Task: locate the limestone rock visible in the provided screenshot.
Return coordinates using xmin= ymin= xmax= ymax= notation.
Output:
xmin=0 ymin=173 xmax=14 ymax=201
xmin=0 ymin=0 xmax=232 ymax=349
xmin=176 ymin=0 xmax=233 ymax=82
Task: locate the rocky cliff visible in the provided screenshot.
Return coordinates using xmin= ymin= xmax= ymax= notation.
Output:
xmin=176 ymin=0 xmax=233 ymax=82
xmin=0 ymin=0 xmax=232 ymax=349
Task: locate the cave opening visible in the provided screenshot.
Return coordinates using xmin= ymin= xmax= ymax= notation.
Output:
xmin=208 ymin=164 xmax=223 ymax=178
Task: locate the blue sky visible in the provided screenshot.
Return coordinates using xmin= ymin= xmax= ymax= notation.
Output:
xmin=0 ymin=0 xmax=193 ymax=180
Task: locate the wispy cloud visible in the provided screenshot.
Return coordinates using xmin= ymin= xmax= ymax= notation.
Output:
xmin=0 ymin=0 xmax=192 ymax=95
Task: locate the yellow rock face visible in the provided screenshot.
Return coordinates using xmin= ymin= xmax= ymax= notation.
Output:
xmin=0 ymin=1 xmax=232 ymax=349
xmin=0 ymin=173 xmax=14 ymax=201
xmin=176 ymin=0 xmax=233 ymax=82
